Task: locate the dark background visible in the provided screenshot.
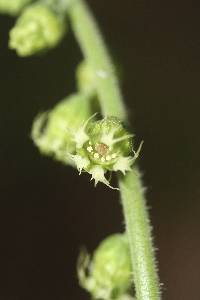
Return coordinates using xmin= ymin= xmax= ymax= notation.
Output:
xmin=0 ymin=0 xmax=200 ymax=299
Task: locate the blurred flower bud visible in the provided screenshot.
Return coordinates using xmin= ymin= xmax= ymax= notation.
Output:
xmin=9 ymin=3 xmax=66 ymax=56
xmin=76 ymin=60 xmax=123 ymax=95
xmin=78 ymin=234 xmax=132 ymax=300
xmin=31 ymin=93 xmax=92 ymax=166
xmin=76 ymin=60 xmax=97 ymax=95
xmin=0 ymin=0 xmax=32 ymax=16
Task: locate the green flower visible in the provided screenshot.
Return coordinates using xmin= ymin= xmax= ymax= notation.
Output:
xmin=31 ymin=93 xmax=92 ymax=166
xmin=78 ymin=234 xmax=133 ymax=300
xmin=9 ymin=3 xmax=66 ymax=56
xmin=0 ymin=0 xmax=32 ymax=16
xmin=70 ymin=116 xmax=142 ymax=189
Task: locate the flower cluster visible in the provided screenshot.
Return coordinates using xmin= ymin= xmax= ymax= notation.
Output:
xmin=32 ymin=93 xmax=142 ymax=189
xmin=78 ymin=234 xmax=133 ymax=300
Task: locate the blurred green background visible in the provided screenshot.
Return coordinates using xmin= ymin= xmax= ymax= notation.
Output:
xmin=0 ymin=0 xmax=200 ymax=299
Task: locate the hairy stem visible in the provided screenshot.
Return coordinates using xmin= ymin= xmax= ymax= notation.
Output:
xmin=67 ymin=0 xmax=161 ymax=299
xmin=68 ymin=0 xmax=127 ymax=121
xmin=119 ymin=169 xmax=160 ymax=300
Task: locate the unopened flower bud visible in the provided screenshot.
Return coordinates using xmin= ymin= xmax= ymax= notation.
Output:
xmin=0 ymin=0 xmax=32 ymax=16
xmin=76 ymin=60 xmax=122 ymax=95
xmin=78 ymin=234 xmax=132 ymax=300
xmin=9 ymin=3 xmax=66 ymax=56
xmin=76 ymin=60 xmax=97 ymax=94
xmin=31 ymin=93 xmax=92 ymax=166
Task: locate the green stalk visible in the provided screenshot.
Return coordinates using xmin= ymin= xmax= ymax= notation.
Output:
xmin=68 ymin=0 xmax=127 ymax=121
xmin=119 ymin=169 xmax=160 ymax=300
xmin=67 ymin=1 xmax=161 ymax=299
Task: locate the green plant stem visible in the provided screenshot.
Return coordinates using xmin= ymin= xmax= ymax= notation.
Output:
xmin=68 ymin=0 xmax=127 ymax=121
xmin=119 ymin=169 xmax=160 ymax=300
xmin=67 ymin=0 xmax=161 ymax=299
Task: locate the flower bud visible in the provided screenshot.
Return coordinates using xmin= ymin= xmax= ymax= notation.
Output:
xmin=78 ymin=234 xmax=132 ymax=300
xmin=31 ymin=93 xmax=92 ymax=166
xmin=9 ymin=3 xmax=66 ymax=56
xmin=0 ymin=0 xmax=32 ymax=16
xmin=76 ymin=60 xmax=122 ymax=95
xmin=76 ymin=60 xmax=97 ymax=94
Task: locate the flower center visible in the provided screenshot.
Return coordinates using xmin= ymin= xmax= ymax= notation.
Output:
xmin=95 ymin=143 xmax=109 ymax=156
